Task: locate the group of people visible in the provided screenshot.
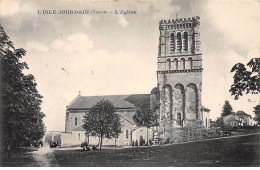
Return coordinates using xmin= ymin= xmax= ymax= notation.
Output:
xmin=130 ymin=139 xmax=153 ymax=147
xmin=33 ymin=140 xmax=43 ymax=147
xmin=49 ymin=141 xmax=60 ymax=148
xmin=80 ymin=142 xmax=97 ymax=151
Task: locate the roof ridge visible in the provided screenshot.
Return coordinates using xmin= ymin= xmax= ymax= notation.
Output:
xmin=68 ymin=94 xmax=150 ymax=109
xmin=79 ymin=94 xmax=148 ymax=97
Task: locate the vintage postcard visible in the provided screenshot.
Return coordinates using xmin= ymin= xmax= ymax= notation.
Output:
xmin=0 ymin=0 xmax=259 ymax=167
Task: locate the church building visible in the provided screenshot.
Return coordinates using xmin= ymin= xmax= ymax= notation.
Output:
xmin=61 ymin=16 xmax=210 ymax=146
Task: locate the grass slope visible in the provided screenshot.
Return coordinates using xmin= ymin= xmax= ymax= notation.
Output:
xmin=54 ymin=134 xmax=259 ymax=167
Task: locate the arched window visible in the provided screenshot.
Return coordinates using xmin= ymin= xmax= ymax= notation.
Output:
xmin=170 ymin=33 xmax=175 ymax=52
xmin=78 ymin=133 xmax=80 ymax=140
xmin=174 ymin=58 xmax=178 ymax=70
xmin=177 ymin=113 xmax=182 ymax=126
xmin=166 ymin=59 xmax=171 ymax=70
xmin=188 ymin=57 xmax=193 ymax=69
xmin=183 ymin=32 xmax=188 ymax=51
xmin=126 ymin=130 xmax=128 ymax=139
xmin=75 ymin=117 xmax=78 ymax=126
xmin=181 ymin=58 xmax=185 ymax=69
xmin=176 ymin=32 xmax=182 ymax=52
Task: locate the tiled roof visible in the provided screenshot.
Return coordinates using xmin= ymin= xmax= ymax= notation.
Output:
xmin=236 ymin=111 xmax=247 ymax=115
xmin=236 ymin=111 xmax=251 ymax=118
xmin=68 ymin=94 xmax=150 ymax=109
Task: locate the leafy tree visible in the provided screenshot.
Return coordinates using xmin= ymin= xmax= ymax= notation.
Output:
xmin=133 ymin=102 xmax=157 ymax=147
xmin=110 ymin=115 xmax=122 ymax=149
xmin=221 ymin=100 xmax=233 ymax=117
xmin=215 ymin=117 xmax=224 ymax=128
xmin=83 ymin=99 xmax=121 ymax=149
xmin=0 ymin=25 xmax=45 ymax=150
xmin=230 ymin=58 xmax=260 ymax=100
xmin=253 ymin=104 xmax=260 ymax=125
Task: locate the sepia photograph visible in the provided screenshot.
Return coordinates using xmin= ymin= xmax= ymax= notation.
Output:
xmin=0 ymin=0 xmax=259 ymax=167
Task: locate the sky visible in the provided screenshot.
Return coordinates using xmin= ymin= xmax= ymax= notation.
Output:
xmin=1 ymin=0 xmax=260 ymax=131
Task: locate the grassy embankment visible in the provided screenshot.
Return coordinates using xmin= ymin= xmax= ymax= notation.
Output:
xmin=54 ymin=133 xmax=259 ymax=167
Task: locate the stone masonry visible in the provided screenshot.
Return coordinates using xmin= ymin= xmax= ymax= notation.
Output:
xmin=157 ymin=16 xmax=203 ymax=133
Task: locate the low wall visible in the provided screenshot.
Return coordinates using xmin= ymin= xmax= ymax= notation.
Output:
xmin=159 ymin=127 xmax=260 ymax=145
xmin=61 ymin=131 xmax=86 ymax=146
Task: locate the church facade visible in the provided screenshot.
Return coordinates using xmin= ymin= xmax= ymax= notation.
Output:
xmin=154 ymin=16 xmax=210 ymax=132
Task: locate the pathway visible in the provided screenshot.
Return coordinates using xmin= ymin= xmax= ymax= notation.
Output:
xmin=30 ymin=146 xmax=59 ymax=167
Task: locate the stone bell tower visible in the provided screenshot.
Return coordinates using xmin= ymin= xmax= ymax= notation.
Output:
xmin=157 ymin=16 xmax=203 ymax=132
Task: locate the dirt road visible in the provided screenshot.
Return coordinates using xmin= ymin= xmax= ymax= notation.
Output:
xmin=30 ymin=146 xmax=59 ymax=167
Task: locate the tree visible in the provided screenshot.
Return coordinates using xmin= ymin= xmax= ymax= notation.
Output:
xmin=216 ymin=117 xmax=224 ymax=128
xmin=230 ymin=58 xmax=260 ymax=100
xmin=133 ymin=102 xmax=157 ymax=147
xmin=253 ymin=104 xmax=260 ymax=125
xmin=110 ymin=115 xmax=122 ymax=149
xmin=0 ymin=25 xmax=45 ymax=150
xmin=83 ymin=99 xmax=121 ymax=149
xmin=221 ymin=100 xmax=233 ymax=117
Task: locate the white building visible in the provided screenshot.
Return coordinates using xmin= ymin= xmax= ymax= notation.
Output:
xmin=223 ymin=111 xmax=253 ymax=127
xmin=61 ymin=93 xmax=154 ymax=147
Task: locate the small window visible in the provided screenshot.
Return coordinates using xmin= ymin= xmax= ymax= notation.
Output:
xmin=78 ymin=133 xmax=80 ymax=140
xmin=75 ymin=117 xmax=78 ymax=126
xmin=205 ymin=118 xmax=208 ymax=127
xmin=176 ymin=32 xmax=182 ymax=52
xmin=239 ymin=117 xmax=243 ymax=126
xmin=167 ymin=59 xmax=171 ymax=70
xmin=177 ymin=113 xmax=182 ymax=126
xmin=126 ymin=130 xmax=128 ymax=139
xmin=183 ymin=32 xmax=188 ymax=51
xmin=170 ymin=33 xmax=175 ymax=53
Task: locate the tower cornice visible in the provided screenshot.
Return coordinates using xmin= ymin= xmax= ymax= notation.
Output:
xmin=157 ymin=68 xmax=203 ymax=74
xmin=158 ymin=53 xmax=202 ymax=58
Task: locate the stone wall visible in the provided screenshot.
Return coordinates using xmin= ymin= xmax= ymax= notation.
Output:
xmin=65 ymin=112 xmax=86 ymax=132
xmin=159 ymin=127 xmax=221 ymax=144
xmin=157 ymin=71 xmax=202 ymax=131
